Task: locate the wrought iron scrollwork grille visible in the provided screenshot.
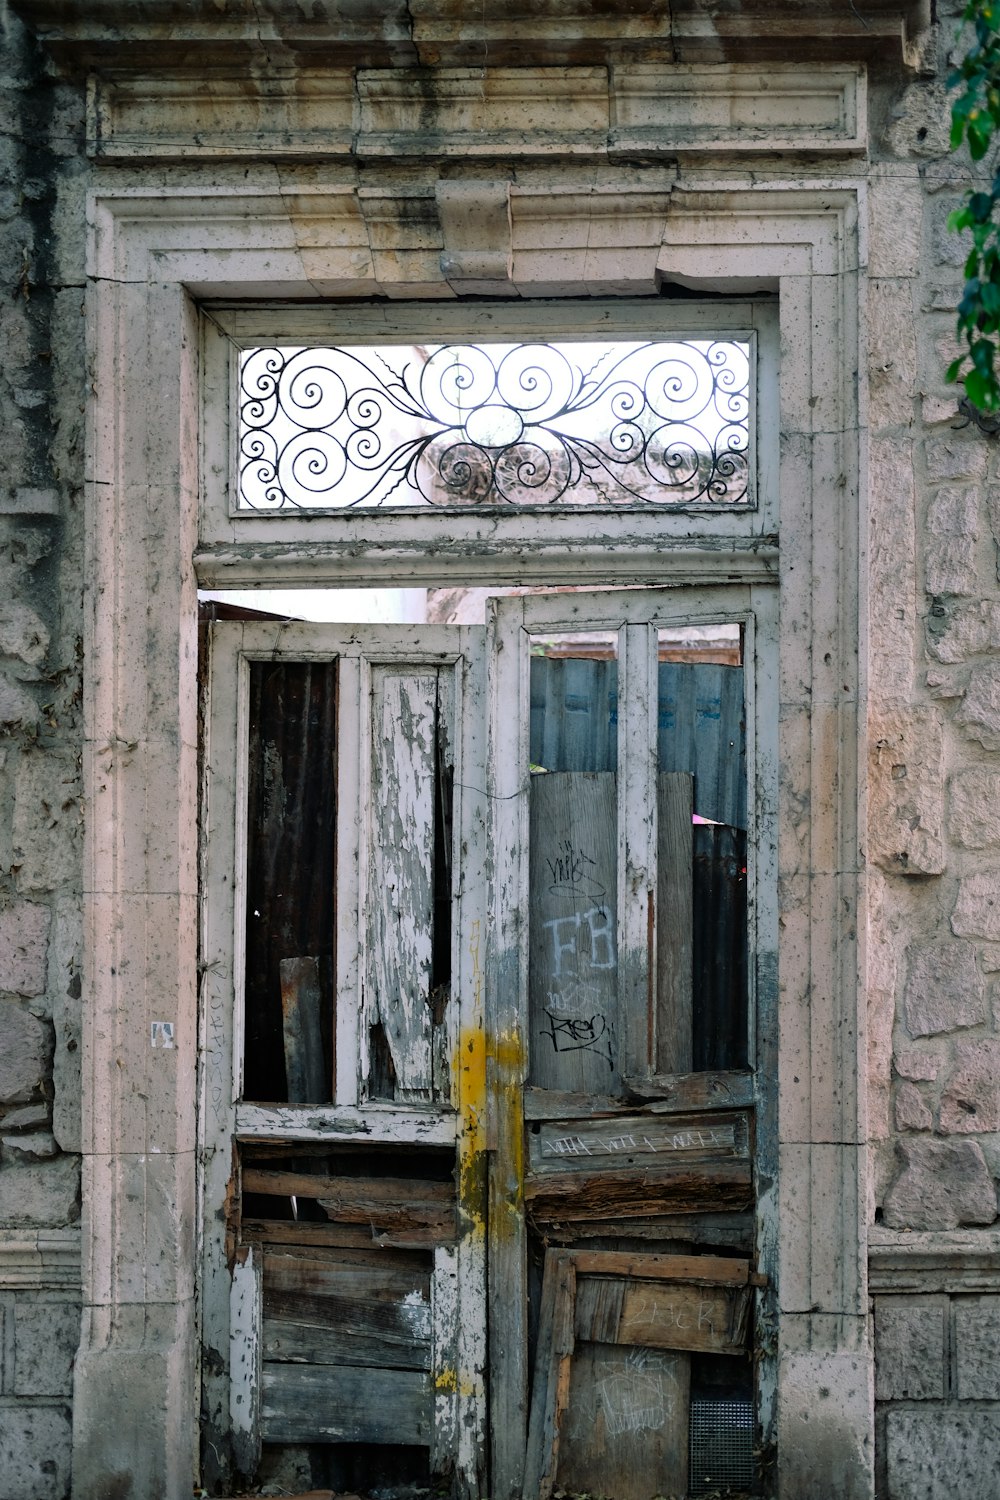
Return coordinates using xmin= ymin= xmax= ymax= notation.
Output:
xmin=237 ymin=339 xmax=751 ymax=511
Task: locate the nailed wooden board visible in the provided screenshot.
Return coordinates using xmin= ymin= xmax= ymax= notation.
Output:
xmin=242 ymin=1217 xmax=449 ymax=1253
xmin=525 ymin=1248 xmax=755 ymax=1500
xmin=262 ymin=1251 xmax=432 ymax=1370
xmin=528 ymin=772 xmax=620 ymax=1095
xmin=616 ymin=1280 xmax=751 ymax=1356
xmin=553 ymin=1212 xmax=755 ymax=1249
xmin=242 ymin=1168 xmax=457 ymax=1240
xmin=528 ymin=1109 xmax=750 ymax=1174
xmin=261 ymin=1361 xmax=432 ymax=1445
xmin=571 ymin=1251 xmax=751 ymax=1283
xmin=557 ymin=1342 xmax=690 ymax=1500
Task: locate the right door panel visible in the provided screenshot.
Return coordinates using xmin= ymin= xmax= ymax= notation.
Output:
xmin=487 ymin=587 xmax=774 ymax=1500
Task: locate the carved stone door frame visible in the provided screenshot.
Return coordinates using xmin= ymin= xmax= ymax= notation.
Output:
xmin=80 ymin=172 xmax=865 ymax=1498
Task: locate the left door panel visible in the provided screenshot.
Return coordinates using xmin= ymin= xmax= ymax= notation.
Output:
xmin=199 ymin=618 xmax=488 ymax=1498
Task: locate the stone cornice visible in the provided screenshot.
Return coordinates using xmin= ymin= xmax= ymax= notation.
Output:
xmin=88 ymin=63 xmax=868 ymax=163
xmin=0 ymin=1228 xmax=81 ymax=1291
xmin=14 ymin=0 xmax=930 ymax=71
xmin=869 ymin=1227 xmax=1000 ymax=1294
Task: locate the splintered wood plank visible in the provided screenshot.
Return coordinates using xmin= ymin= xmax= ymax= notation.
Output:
xmin=528 ymin=1110 xmax=750 ymax=1175
xmin=529 ymin=772 xmax=620 ymax=1095
xmin=523 ymin=1086 xmax=625 ymax=1120
xmin=279 ymin=956 xmax=327 ymax=1104
xmin=525 ymin=1161 xmax=753 ymax=1222
xmin=367 ymin=668 xmax=438 ymax=1099
xmin=242 ymin=1169 xmax=456 ymax=1239
xmin=617 ymin=1281 xmax=752 ymax=1356
xmin=656 ymin=772 xmax=693 ymax=1075
xmin=625 ymin=1069 xmax=754 ymax=1112
xmin=261 ymin=1362 xmax=432 ymax=1445
xmin=263 ymin=1310 xmax=432 ymax=1371
xmin=264 ymin=1295 xmax=431 ymax=1370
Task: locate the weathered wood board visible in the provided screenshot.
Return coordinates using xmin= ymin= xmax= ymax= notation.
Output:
xmin=655 ymin=772 xmax=693 ymax=1076
xmin=526 ymin=1165 xmax=752 ymax=1223
xmin=557 ymin=1342 xmax=690 ymax=1500
xmin=528 ymin=1110 xmax=750 ymax=1173
xmin=525 ymin=1248 xmax=756 ymax=1500
xmin=550 ymin=1213 xmax=755 ymax=1250
xmin=242 ymin=1217 xmax=446 ymax=1253
xmin=529 ymin=772 xmax=620 ymax=1094
xmin=262 ymin=1251 xmax=432 ymax=1370
xmin=571 ymin=1250 xmax=752 ymax=1284
xmin=525 ymin=1110 xmax=752 ymax=1221
xmin=279 ymin=955 xmax=326 ymax=1104
xmin=367 ymin=668 xmax=438 ymax=1099
xmin=616 ymin=1280 xmax=751 ymax=1355
xmin=624 ymin=1068 xmax=754 ymax=1112
xmin=242 ymin=1166 xmax=457 ymax=1242
xmin=261 ymin=1361 xmax=432 ymax=1445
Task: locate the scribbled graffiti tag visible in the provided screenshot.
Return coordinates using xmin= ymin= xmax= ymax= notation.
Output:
xmin=540 ymin=1011 xmax=614 ymax=1070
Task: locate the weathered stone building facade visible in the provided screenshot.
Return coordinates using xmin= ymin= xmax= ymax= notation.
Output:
xmin=3 ymin=1 xmax=1000 ymax=1497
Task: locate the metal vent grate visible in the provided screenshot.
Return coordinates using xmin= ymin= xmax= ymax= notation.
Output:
xmin=688 ymin=1393 xmax=755 ymax=1496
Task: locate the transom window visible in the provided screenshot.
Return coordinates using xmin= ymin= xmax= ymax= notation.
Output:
xmin=237 ymin=338 xmax=752 ymax=510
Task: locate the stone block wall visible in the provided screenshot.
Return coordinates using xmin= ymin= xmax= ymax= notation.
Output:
xmin=867 ymin=10 xmax=1000 ymax=1238
xmin=0 ymin=4 xmax=85 ymax=1497
xmin=874 ymin=1284 xmax=1000 ymax=1499
xmin=866 ymin=4 xmax=1000 ymax=1493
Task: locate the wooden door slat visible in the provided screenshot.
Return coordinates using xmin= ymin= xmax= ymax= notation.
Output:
xmin=261 ymin=1361 xmax=432 ymax=1445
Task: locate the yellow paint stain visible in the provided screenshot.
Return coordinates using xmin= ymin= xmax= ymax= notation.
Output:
xmin=450 ymin=922 xmax=529 ymax=1242
xmin=434 ymin=1368 xmax=481 ymax=1399
xmin=455 ymin=1023 xmax=487 ymax=1116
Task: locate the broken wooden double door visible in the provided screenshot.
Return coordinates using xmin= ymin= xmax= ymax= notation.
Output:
xmin=200 ymin=584 xmax=773 ymax=1499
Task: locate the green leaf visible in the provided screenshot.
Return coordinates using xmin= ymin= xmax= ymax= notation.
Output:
xmin=965 ymin=367 xmax=1000 ymax=408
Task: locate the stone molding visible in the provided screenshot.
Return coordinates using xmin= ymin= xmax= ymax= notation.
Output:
xmin=870 ymin=1229 xmax=1000 ymax=1294
xmin=14 ymin=0 xmax=929 ymax=69
xmin=88 ymin=64 xmax=868 ymax=162
xmin=0 ymin=1229 xmax=81 ymax=1292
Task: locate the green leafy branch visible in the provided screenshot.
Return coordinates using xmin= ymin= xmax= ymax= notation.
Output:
xmin=948 ymin=0 xmax=1000 ymax=410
